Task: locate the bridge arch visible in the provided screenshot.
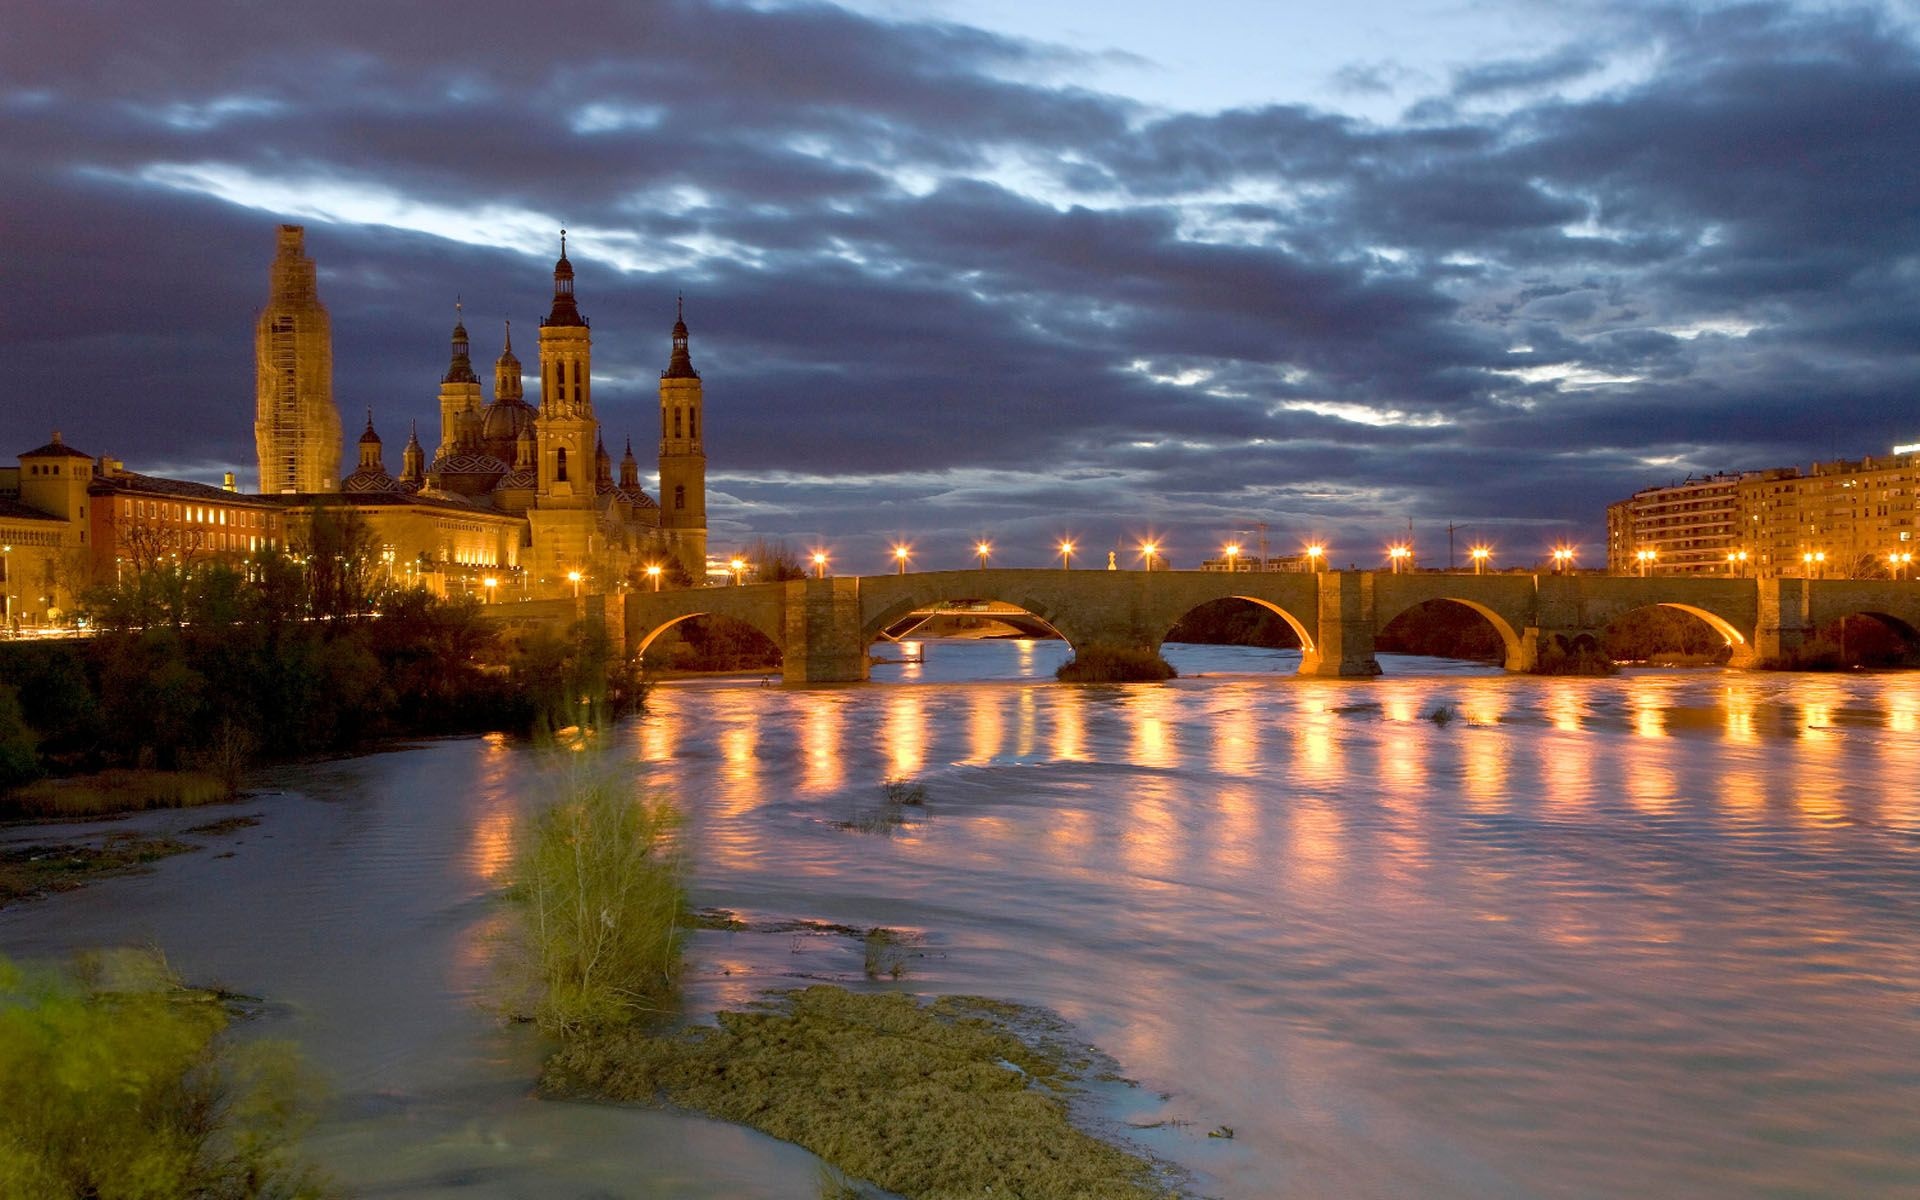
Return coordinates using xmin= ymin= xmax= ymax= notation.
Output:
xmin=1812 ymin=609 xmax=1920 ymax=665
xmin=633 ymin=609 xmax=786 ymax=662
xmin=1373 ymin=595 xmax=1526 ymax=670
xmin=862 ymin=588 xmax=1076 ymax=650
xmin=1156 ymin=595 xmax=1316 ymax=663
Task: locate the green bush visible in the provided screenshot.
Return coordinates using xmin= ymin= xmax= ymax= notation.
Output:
xmin=0 ymin=949 xmax=329 ymax=1198
xmin=1055 ymin=643 xmax=1177 ymax=682
xmin=514 ymin=776 xmax=685 ymax=1037
xmin=0 ymin=685 xmax=40 ymax=794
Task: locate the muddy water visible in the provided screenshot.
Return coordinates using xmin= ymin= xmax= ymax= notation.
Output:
xmin=4 ymin=640 xmax=1919 ymax=1198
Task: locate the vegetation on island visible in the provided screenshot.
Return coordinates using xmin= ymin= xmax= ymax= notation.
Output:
xmin=0 ymin=948 xmax=331 ymax=1199
xmin=0 ymin=506 xmax=646 ymax=813
xmin=511 ymin=768 xmax=1178 ymax=1199
xmin=1055 ymin=643 xmax=1178 ymax=682
xmin=546 ymin=987 xmax=1177 ymax=1200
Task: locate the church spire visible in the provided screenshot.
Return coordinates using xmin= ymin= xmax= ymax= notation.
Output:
xmin=444 ymin=301 xmax=478 ymax=383
xmin=543 ymin=229 xmax=586 ymax=328
xmin=663 ymin=293 xmax=698 ymax=379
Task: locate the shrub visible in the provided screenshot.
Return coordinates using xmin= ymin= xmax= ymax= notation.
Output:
xmin=0 ymin=685 xmax=40 ymax=794
xmin=1530 ymin=643 xmax=1618 ymax=676
xmin=1054 ymin=643 xmax=1177 ymax=682
xmin=1 ymin=769 xmax=227 ymax=820
xmin=0 ymin=949 xmax=329 ymax=1198
xmin=514 ymin=776 xmax=685 ymax=1037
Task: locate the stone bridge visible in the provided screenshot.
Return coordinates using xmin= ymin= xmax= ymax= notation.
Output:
xmin=621 ymin=569 xmax=1920 ymax=682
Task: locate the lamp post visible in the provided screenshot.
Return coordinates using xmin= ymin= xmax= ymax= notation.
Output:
xmin=975 ymin=541 xmax=991 ymax=570
xmin=567 ymin=569 xmax=583 ymax=598
xmin=1305 ymin=543 xmax=1325 ymax=574
xmin=1388 ymin=544 xmax=1409 ymax=574
xmin=483 ymin=575 xmax=498 ymax=605
xmin=1552 ymin=546 xmax=1574 ymax=575
xmin=1470 ymin=545 xmax=1490 ymax=575
xmin=729 ymin=557 xmax=747 ymax=586
xmin=1140 ymin=541 xmax=1159 ymax=572
xmin=1802 ymin=550 xmax=1825 ymax=579
xmin=1636 ymin=549 xmax=1655 ymax=577
xmin=1892 ymin=551 xmax=1914 ymax=580
xmin=646 ymin=564 xmax=662 ymax=591
xmin=894 ymin=545 xmax=910 ymax=574
xmin=1058 ymin=540 xmax=1074 ymax=570
xmin=812 ymin=551 xmax=828 ymax=579
xmin=1223 ymin=543 xmax=1241 ymax=571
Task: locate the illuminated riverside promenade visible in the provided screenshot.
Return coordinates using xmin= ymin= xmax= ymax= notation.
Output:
xmin=620 ymin=568 xmax=1920 ymax=681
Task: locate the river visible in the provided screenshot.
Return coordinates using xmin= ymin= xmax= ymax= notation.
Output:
xmin=3 ymin=639 xmax=1918 ymax=1198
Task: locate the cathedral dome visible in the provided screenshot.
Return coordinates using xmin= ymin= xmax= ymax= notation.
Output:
xmin=429 ymin=451 xmax=510 ymax=478
xmin=480 ymin=397 xmax=535 ymax=445
xmin=621 ymin=487 xmax=659 ymax=509
xmin=497 ymin=466 xmax=538 ymax=491
xmin=341 ymin=468 xmax=402 ymax=493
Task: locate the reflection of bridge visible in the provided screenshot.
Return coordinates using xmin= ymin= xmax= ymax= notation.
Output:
xmin=621 ymin=569 xmax=1920 ymax=682
xmin=880 ymin=601 xmax=1060 ymax=641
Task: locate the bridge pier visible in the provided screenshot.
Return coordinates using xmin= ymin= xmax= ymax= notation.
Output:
xmin=1301 ymin=571 xmax=1382 ymax=677
xmin=1752 ymin=578 xmax=1814 ymax=666
xmin=780 ymin=578 xmax=869 ymax=683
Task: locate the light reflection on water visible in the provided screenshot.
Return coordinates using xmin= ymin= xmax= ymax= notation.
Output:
xmin=656 ymin=641 xmax=1920 ymax=1199
xmin=1 ymin=639 xmax=1917 ymax=1199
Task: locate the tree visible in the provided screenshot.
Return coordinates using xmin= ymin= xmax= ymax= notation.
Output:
xmin=290 ymin=501 xmax=379 ymax=620
xmin=744 ymin=537 xmax=807 ymax=583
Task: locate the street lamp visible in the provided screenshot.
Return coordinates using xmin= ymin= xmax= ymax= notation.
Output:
xmin=812 ymin=551 xmax=828 ymax=579
xmin=1305 ymin=543 xmax=1325 ymax=573
xmin=567 ymin=569 xmax=583 ymax=598
xmin=1 ymin=543 xmax=10 ymax=629
xmin=1891 ymin=551 xmax=1914 ymax=580
xmin=975 ymin=540 xmax=991 ymax=570
xmin=1635 ymin=549 xmax=1656 ymax=577
xmin=1470 ymin=545 xmax=1490 ymax=575
xmin=730 ymin=557 xmax=747 ymax=586
xmin=1140 ymin=541 xmax=1159 ymax=572
xmin=1726 ymin=549 xmax=1749 ymax=576
xmin=894 ymin=545 xmax=911 ymax=574
xmin=1388 ymin=544 xmax=1410 ymax=574
xmin=1058 ymin=540 xmax=1075 ymax=570
xmin=646 ymin=564 xmax=663 ymax=591
xmin=1552 ymin=546 xmax=1574 ymax=574
xmin=1802 ymin=550 xmax=1825 ymax=578
xmin=483 ymin=575 xmax=498 ymax=604
xmin=1223 ymin=543 xmax=1241 ymax=571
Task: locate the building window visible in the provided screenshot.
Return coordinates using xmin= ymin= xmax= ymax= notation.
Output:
xmin=674 ymin=409 xmax=683 ymax=438
xmin=674 ymin=484 xmax=685 ymax=510
xmin=556 ymin=448 xmax=568 ymax=483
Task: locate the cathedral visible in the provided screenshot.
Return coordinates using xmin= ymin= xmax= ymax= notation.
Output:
xmin=256 ymin=225 xmax=709 ymax=595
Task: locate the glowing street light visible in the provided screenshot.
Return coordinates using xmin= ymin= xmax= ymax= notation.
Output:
xmin=730 ymin=557 xmax=747 ymax=586
xmin=646 ymin=563 xmax=663 ymax=591
xmin=1802 ymin=550 xmax=1827 ymax=578
xmin=812 ymin=551 xmax=828 ymax=579
xmin=1140 ymin=541 xmax=1160 ymax=572
xmin=893 ymin=544 xmax=911 ymax=574
xmin=1058 ymin=540 xmax=1075 ymax=570
xmin=1305 ymin=543 xmax=1325 ymax=573
xmin=483 ymin=575 xmax=498 ymax=604
xmin=1224 ymin=543 xmax=1241 ymax=571
xmin=975 ymin=540 xmax=992 ymax=570
xmin=567 ymin=569 xmax=583 ymax=598
xmin=1388 ymin=544 xmax=1410 ymax=574
xmin=1552 ymin=546 xmax=1574 ymax=574
xmin=1635 ymin=548 xmax=1656 ymax=577
xmin=1891 ymin=550 xmax=1914 ymax=580
xmin=1727 ymin=549 xmax=1749 ymax=576
xmin=1470 ymin=545 xmax=1491 ymax=575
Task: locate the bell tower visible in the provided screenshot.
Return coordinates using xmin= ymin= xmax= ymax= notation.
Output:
xmin=437 ymin=303 xmax=483 ymax=456
xmin=657 ymin=296 xmax=708 ymax=580
xmin=528 ymin=231 xmax=601 ymax=592
xmin=253 ymin=224 xmax=340 ymax=493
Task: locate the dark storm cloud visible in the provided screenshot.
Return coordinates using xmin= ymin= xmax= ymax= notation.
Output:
xmin=3 ymin=0 xmax=1919 ymax=567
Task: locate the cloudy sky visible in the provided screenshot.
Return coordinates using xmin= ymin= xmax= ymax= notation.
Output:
xmin=5 ymin=0 xmax=1918 ymax=570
